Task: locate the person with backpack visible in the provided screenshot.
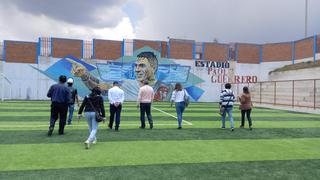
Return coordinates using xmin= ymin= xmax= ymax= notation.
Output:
xmin=78 ymin=87 xmax=105 ymax=149
xmin=66 ymin=78 xmax=79 ymax=125
xmin=170 ymin=83 xmax=189 ymax=129
xmin=219 ymin=83 xmax=235 ymax=131
xmin=238 ymin=86 xmax=253 ymax=130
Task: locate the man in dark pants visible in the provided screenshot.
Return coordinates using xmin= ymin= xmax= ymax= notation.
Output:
xmin=47 ymin=75 xmax=71 ymax=136
xmin=108 ymin=81 xmax=124 ymax=131
xmin=137 ymin=80 xmax=154 ymax=129
xmin=66 ymin=78 xmax=79 ymax=125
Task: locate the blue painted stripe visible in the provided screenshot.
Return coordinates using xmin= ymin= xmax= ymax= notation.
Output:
xmin=2 ymin=40 xmax=6 ymax=62
xmin=82 ymin=40 xmax=84 ymax=59
xmin=202 ymin=42 xmax=205 ymax=60
xmin=92 ymin=39 xmax=95 ymax=59
xmin=292 ymin=41 xmax=295 ymax=64
xmin=36 ymin=38 xmax=40 ymax=64
xmin=259 ymin=45 xmax=263 ymax=64
xmin=159 ymin=41 xmax=162 ymax=57
xmin=314 ymin=35 xmax=317 ymax=62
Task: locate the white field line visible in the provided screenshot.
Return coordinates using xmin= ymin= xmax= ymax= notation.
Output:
xmin=152 ymin=107 xmax=193 ymax=125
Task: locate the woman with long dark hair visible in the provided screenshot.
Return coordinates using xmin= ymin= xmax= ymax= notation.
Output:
xmin=78 ymin=87 xmax=105 ymax=149
xmin=170 ymin=83 xmax=189 ymax=129
xmin=238 ymin=86 xmax=253 ymax=130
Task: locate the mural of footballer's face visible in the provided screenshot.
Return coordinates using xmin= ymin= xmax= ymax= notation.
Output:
xmin=135 ymin=57 xmax=155 ymax=85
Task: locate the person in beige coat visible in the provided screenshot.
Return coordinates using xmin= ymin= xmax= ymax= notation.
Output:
xmin=238 ymin=86 xmax=253 ymax=130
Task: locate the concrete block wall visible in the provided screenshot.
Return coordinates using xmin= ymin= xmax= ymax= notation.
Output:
xmin=51 ymin=38 xmax=83 ymax=59
xmin=93 ymin=39 xmax=122 ymax=60
xmin=4 ymin=41 xmax=38 ymax=63
xmin=250 ymin=79 xmax=319 ymax=108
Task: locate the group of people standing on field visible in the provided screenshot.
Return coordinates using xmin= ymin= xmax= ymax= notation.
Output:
xmin=47 ymin=75 xmax=253 ymax=149
xmin=219 ymin=83 xmax=253 ymax=131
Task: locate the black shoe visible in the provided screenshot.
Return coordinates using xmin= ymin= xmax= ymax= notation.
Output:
xmin=231 ymin=128 xmax=234 ymax=131
xmin=115 ymin=128 xmax=119 ymax=132
xmin=249 ymin=126 xmax=253 ymax=130
xmin=177 ymin=127 xmax=182 ymax=129
xmin=239 ymin=125 xmax=244 ymax=128
xmin=139 ymin=126 xmax=145 ymax=129
xmin=58 ymin=132 xmax=64 ymax=135
xmin=47 ymin=127 xmax=53 ymax=136
xmin=150 ymin=124 xmax=153 ymax=129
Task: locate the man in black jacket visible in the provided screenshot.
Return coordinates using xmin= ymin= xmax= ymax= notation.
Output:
xmin=47 ymin=75 xmax=71 ymax=136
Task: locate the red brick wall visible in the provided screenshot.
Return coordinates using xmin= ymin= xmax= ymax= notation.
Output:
xmin=294 ymin=38 xmax=313 ymax=60
xmin=134 ymin=39 xmax=160 ymax=52
xmin=237 ymin=44 xmax=260 ymax=64
xmin=5 ymin=41 xmax=37 ymax=63
xmin=94 ymin=39 xmax=122 ymax=60
xmin=169 ymin=39 xmax=193 ymax=60
xmin=160 ymin=41 xmax=168 ymax=58
xmin=203 ymin=43 xmax=228 ymax=61
xmin=262 ymin=43 xmax=292 ymax=62
xmin=52 ymin=38 xmax=82 ymax=59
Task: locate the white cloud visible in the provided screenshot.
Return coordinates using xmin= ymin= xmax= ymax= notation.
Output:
xmin=0 ymin=3 xmax=135 ymax=42
xmin=133 ymin=0 xmax=320 ymax=43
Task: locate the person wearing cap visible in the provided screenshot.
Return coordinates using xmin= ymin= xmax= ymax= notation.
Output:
xmin=137 ymin=80 xmax=154 ymax=129
xmin=47 ymin=75 xmax=71 ymax=136
xmin=66 ymin=78 xmax=79 ymax=125
xmin=108 ymin=81 xmax=125 ymax=131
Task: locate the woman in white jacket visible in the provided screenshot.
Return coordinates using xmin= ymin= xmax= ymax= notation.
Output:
xmin=170 ymin=83 xmax=189 ymax=129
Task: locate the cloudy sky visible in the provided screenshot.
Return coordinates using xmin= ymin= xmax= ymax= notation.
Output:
xmin=0 ymin=0 xmax=319 ymax=44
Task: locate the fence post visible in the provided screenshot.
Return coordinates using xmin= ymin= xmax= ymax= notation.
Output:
xmin=314 ymin=34 xmax=317 ymax=62
xmin=274 ymin=81 xmax=277 ymax=105
xmin=259 ymin=82 xmax=262 ymax=104
xmin=292 ymin=80 xmax=295 ymax=108
xmin=314 ymin=80 xmax=316 ymax=109
xmin=292 ymin=41 xmax=295 ymax=64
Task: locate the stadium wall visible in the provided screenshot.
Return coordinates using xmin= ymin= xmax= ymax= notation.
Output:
xmin=0 ymin=35 xmax=319 ymax=102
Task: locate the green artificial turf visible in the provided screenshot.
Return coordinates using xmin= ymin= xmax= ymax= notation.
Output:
xmin=0 ymin=101 xmax=319 ymax=179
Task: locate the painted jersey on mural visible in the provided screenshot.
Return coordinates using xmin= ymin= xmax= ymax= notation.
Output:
xmin=32 ymin=47 xmax=206 ymax=102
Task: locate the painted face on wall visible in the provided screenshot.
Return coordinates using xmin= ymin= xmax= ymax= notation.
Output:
xmin=134 ymin=57 xmax=155 ymax=85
